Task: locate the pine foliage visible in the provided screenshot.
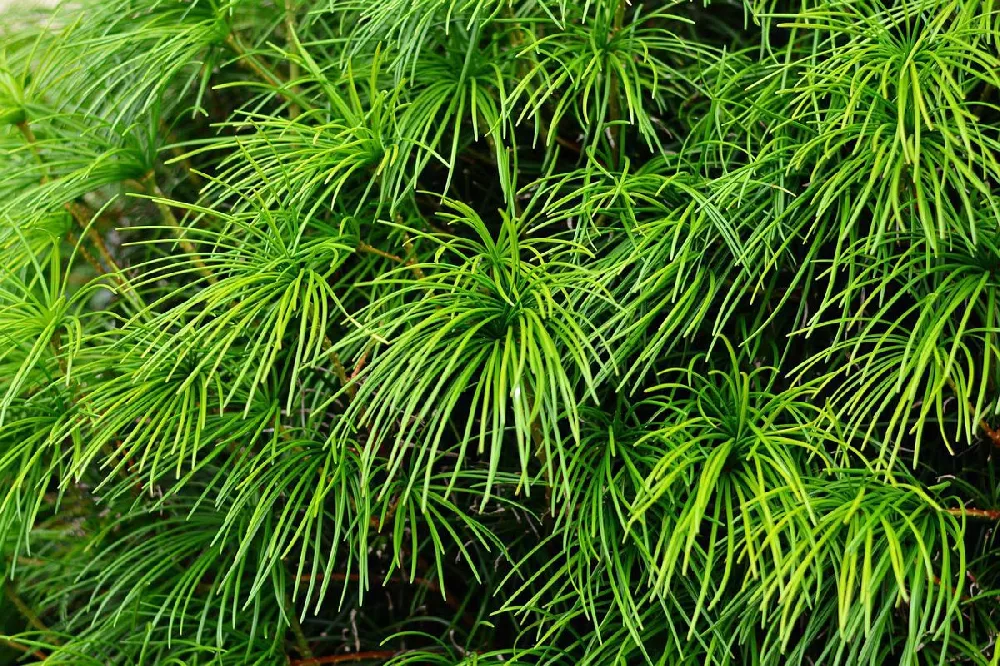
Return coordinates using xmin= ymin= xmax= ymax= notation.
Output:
xmin=1 ymin=0 xmax=1000 ymax=663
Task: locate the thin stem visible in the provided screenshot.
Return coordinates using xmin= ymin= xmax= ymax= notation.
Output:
xmin=224 ymin=33 xmax=314 ymax=113
xmin=289 ymin=650 xmax=398 ymax=665
xmin=346 ymin=347 xmax=369 ymax=401
xmin=350 ymin=343 xmax=372 ymax=383
xmin=0 ymin=637 xmax=49 ymax=661
xmin=16 ymin=118 xmax=139 ymax=302
xmin=945 ymin=507 xmax=1000 ymax=520
xmin=329 ymin=347 xmax=352 ymax=392
xmin=402 ymin=232 xmax=426 ymax=280
xmin=284 ymin=0 xmax=302 ymax=119
xmin=356 ymin=241 xmax=405 ymax=264
xmin=15 ymin=122 xmax=45 ymax=178
xmin=284 ymin=592 xmax=314 ymax=661
xmin=64 ymin=202 xmax=146 ymax=309
xmin=357 ymin=241 xmax=425 ymax=280
xmin=979 ymin=418 xmax=1000 ymax=448
xmin=3 ymin=580 xmax=52 ymax=638
xmin=322 ymin=336 xmax=362 ymax=403
xmin=606 ymin=0 xmax=627 ymax=166
xmin=140 ymin=171 xmax=217 ymax=284
xmin=65 ymin=229 xmax=109 ymax=283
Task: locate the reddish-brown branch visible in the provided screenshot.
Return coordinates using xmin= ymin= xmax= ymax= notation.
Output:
xmin=980 ymin=419 xmax=1000 ymax=448
xmin=0 ymin=637 xmax=48 ymax=661
xmin=289 ymin=649 xmax=397 ymax=665
xmin=350 ymin=348 xmax=370 ymax=383
xmin=64 ymin=203 xmax=144 ymax=308
xmin=356 ymin=241 xmax=404 ymax=264
xmin=357 ymin=241 xmax=425 ymax=280
xmin=139 ymin=172 xmax=216 ymax=284
xmin=553 ymin=134 xmax=582 ymax=154
xmin=339 ymin=343 xmax=375 ymax=403
xmin=65 ymin=230 xmax=107 ymax=279
xmin=945 ymin=507 xmax=1000 ymax=520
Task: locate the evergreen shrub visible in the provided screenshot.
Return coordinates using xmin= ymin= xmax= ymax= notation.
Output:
xmin=1 ymin=0 xmax=1000 ymax=663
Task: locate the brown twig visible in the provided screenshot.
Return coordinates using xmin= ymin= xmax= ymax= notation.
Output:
xmin=67 ymin=204 xmax=118 ymax=274
xmin=357 ymin=242 xmax=426 ymax=281
xmin=63 ymin=202 xmax=147 ymax=308
xmin=350 ymin=344 xmax=372 ymax=384
xmin=3 ymin=581 xmax=49 ymax=636
xmin=979 ymin=419 xmax=1000 ymax=448
xmin=356 ymin=242 xmax=405 ymax=264
xmin=0 ymin=637 xmax=49 ymax=661
xmin=945 ymin=507 xmax=1000 ymax=520
xmin=15 ymin=122 xmax=44 ymax=170
xmin=2 ymin=579 xmax=60 ymax=656
xmin=223 ymin=33 xmax=313 ymax=113
xmin=322 ymin=336 xmax=363 ymax=403
xmin=553 ymin=133 xmax=583 ymax=154
xmin=65 ymin=229 xmax=107 ymax=282
xmin=289 ymin=649 xmax=398 ymax=665
xmin=330 ymin=350 xmax=352 ymax=392
xmin=139 ymin=171 xmax=216 ymax=284
xmin=67 ymin=204 xmax=149 ymax=308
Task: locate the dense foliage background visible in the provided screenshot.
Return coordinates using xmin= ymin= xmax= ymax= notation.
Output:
xmin=1 ymin=0 xmax=1000 ymax=663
